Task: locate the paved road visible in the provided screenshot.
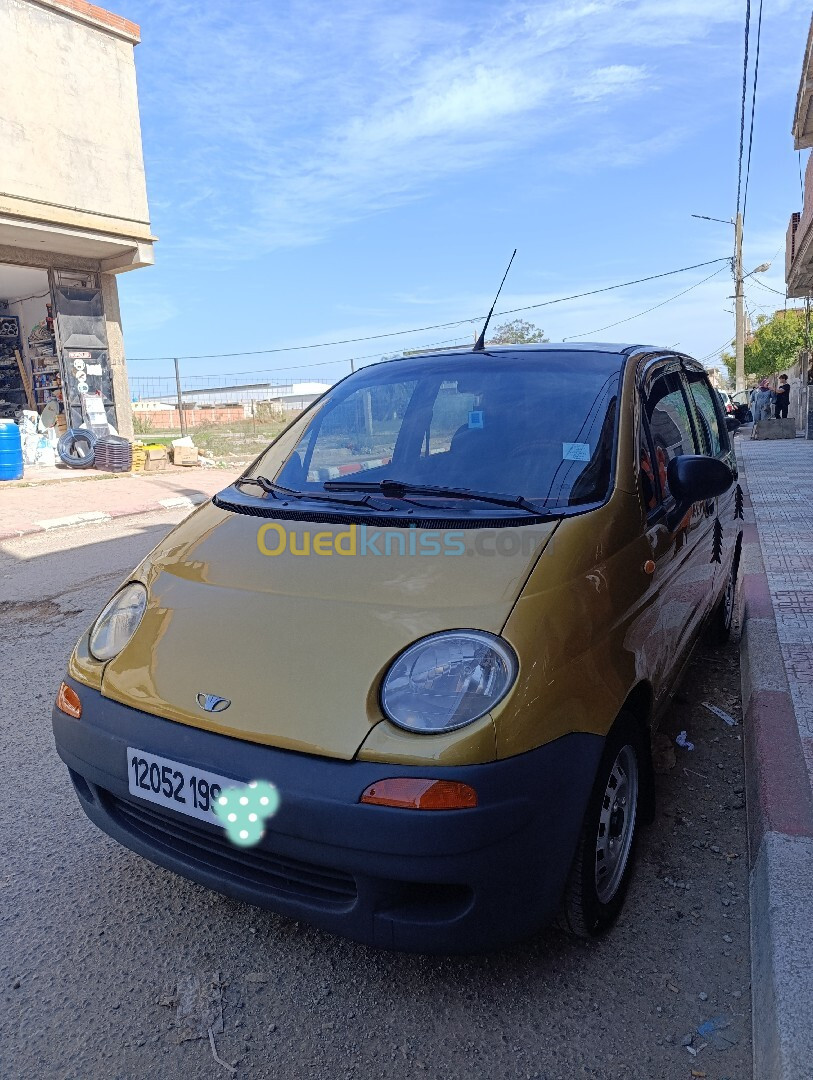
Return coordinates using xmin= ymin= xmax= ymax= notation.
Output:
xmin=1 ymin=512 xmax=752 ymax=1080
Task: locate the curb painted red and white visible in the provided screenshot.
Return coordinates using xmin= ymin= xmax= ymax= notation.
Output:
xmin=736 ymin=444 xmax=813 ymax=1080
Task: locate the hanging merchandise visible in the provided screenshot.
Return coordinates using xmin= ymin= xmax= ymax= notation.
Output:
xmin=52 ymin=272 xmax=116 ymax=431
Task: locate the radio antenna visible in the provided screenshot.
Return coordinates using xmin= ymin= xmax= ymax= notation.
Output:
xmin=473 ymin=248 xmax=517 ymax=352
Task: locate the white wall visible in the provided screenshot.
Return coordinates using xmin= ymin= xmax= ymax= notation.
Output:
xmin=0 ymin=0 xmax=149 ymax=225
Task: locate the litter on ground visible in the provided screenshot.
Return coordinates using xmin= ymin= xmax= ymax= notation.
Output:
xmin=701 ymin=702 xmax=738 ymax=727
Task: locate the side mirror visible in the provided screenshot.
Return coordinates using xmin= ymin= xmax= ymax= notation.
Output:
xmin=666 ymin=454 xmax=734 ymax=530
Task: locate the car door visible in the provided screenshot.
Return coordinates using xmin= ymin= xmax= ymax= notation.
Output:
xmin=683 ymin=366 xmax=737 ymax=603
xmin=638 ymin=363 xmax=714 ymax=706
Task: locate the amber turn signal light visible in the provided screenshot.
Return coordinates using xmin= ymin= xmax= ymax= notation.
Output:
xmin=56 ymin=682 xmax=82 ymax=719
xmin=361 ymin=778 xmax=477 ymax=810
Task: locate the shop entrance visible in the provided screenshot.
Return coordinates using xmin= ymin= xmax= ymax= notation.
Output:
xmin=0 ymin=264 xmax=57 ymax=423
xmin=0 ymin=263 xmax=116 ymax=431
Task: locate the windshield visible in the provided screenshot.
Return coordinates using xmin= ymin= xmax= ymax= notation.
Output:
xmin=252 ymin=350 xmax=624 ymax=510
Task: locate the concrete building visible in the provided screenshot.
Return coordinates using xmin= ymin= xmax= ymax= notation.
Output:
xmin=787 ymin=16 xmax=813 ymax=298
xmin=0 ymin=0 xmax=154 ymax=437
xmin=785 ymin=14 xmax=813 ymax=437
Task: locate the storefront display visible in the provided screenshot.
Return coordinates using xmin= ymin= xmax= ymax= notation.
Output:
xmin=0 ymin=264 xmax=116 ymax=436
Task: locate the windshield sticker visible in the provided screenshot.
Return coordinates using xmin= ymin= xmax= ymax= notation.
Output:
xmin=468 ymin=410 xmax=484 ymax=429
xmin=563 ymin=442 xmax=590 ymax=461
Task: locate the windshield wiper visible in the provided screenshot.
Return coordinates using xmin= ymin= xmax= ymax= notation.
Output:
xmin=323 ymin=479 xmax=546 ymax=515
xmin=235 ymin=475 xmax=391 ymax=510
xmin=236 ymin=476 xmax=299 ymax=498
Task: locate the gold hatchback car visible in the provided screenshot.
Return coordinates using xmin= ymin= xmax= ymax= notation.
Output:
xmin=53 ymin=344 xmax=739 ymax=952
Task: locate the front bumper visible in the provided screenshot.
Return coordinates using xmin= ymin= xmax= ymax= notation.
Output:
xmin=53 ymin=678 xmax=604 ymax=953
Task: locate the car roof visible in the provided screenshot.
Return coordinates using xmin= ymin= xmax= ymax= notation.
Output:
xmin=421 ymin=342 xmax=660 ymax=356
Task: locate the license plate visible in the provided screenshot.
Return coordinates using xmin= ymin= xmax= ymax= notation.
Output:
xmin=126 ymin=747 xmax=238 ymax=825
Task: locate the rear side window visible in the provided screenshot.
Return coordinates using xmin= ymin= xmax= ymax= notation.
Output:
xmin=685 ymin=372 xmax=726 ymax=457
xmin=643 ymin=373 xmax=696 ymax=502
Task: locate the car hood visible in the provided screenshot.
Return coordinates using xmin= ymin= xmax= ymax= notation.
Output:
xmin=101 ymin=501 xmax=557 ymax=760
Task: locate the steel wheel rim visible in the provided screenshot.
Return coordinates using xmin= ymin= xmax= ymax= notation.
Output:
xmin=595 ymin=745 xmax=638 ymax=905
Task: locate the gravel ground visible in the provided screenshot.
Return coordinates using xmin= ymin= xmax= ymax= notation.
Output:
xmin=0 ymin=514 xmax=751 ymax=1080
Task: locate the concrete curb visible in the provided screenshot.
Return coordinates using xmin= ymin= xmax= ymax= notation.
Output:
xmin=735 ymin=442 xmax=813 ymax=1080
xmin=0 ymin=493 xmax=208 ymax=541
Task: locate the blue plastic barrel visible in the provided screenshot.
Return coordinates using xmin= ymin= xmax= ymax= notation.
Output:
xmin=0 ymin=420 xmax=23 ymax=481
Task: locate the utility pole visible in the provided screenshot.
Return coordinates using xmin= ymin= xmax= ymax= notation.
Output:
xmin=734 ymin=212 xmax=745 ymax=393
xmin=173 ymin=357 xmax=187 ymax=437
xmin=692 ymin=213 xmax=769 ymax=390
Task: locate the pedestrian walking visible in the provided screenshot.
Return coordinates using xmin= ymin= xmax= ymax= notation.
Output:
xmin=750 ymin=379 xmax=775 ymax=437
xmin=774 ymin=373 xmax=790 ymax=418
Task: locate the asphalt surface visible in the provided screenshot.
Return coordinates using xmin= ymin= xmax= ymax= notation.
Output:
xmin=0 ymin=511 xmax=752 ymax=1080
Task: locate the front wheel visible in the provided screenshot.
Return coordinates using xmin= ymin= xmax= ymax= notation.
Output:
xmin=560 ymin=716 xmax=642 ymax=938
xmin=708 ymin=551 xmax=738 ymax=645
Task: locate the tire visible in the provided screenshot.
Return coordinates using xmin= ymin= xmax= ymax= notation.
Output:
xmin=708 ymin=547 xmax=739 ymax=645
xmin=560 ymin=714 xmax=642 ymax=938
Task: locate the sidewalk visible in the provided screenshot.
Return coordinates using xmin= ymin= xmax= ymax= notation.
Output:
xmin=0 ymin=465 xmax=242 ymax=540
xmin=735 ymin=434 xmax=813 ymax=1080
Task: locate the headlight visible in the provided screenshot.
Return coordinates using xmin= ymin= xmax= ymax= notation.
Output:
xmin=88 ymin=582 xmax=148 ymax=661
xmin=381 ymin=631 xmax=517 ymax=734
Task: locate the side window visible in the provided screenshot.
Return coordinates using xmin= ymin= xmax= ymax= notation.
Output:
xmin=685 ymin=372 xmax=727 ymax=457
xmin=643 ymin=373 xmax=696 ymax=503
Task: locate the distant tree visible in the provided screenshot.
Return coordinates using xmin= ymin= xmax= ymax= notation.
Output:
xmin=721 ymin=309 xmax=808 ymax=382
xmin=487 ymin=319 xmax=548 ymax=345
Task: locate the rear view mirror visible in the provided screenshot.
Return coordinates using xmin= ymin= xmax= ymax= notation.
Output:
xmin=667 ymin=454 xmax=734 ymax=504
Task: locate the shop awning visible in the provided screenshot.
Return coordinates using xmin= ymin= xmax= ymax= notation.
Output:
xmin=0 ymin=193 xmax=156 ymax=274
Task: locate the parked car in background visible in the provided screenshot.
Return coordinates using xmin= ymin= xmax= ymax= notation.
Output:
xmin=714 ymin=390 xmax=740 ymax=432
xmin=731 ymin=390 xmax=753 ymax=424
xmin=53 ymin=343 xmax=740 ymax=953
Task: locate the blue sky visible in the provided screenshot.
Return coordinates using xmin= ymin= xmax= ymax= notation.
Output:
xmin=119 ymin=0 xmax=809 ymax=393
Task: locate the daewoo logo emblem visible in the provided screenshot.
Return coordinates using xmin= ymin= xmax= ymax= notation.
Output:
xmin=197 ymin=693 xmax=231 ymax=714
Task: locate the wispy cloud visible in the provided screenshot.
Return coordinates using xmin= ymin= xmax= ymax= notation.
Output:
xmin=133 ymin=0 xmax=799 ymax=259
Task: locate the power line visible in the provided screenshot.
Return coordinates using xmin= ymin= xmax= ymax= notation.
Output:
xmin=736 ymin=0 xmax=751 ymax=216
xmin=741 ymin=0 xmax=764 ymax=223
xmin=1 ymin=290 xmax=51 ymax=307
xmin=697 ymin=338 xmax=735 ymax=364
xmin=127 ymin=258 xmax=730 ymax=363
xmin=748 ymin=276 xmax=787 ymax=297
xmin=129 ymin=335 xmax=471 ymax=387
xmin=563 ymin=265 xmax=728 ymax=340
